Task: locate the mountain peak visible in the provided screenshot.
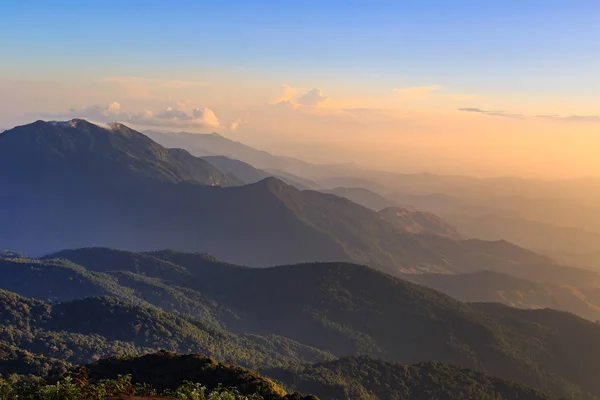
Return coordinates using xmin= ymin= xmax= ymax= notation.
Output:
xmin=0 ymin=119 xmax=238 ymax=187
xmin=253 ymin=176 xmax=293 ymax=192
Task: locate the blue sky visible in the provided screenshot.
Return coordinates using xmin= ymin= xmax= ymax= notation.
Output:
xmin=2 ymin=1 xmax=600 ymax=177
xmin=2 ymin=0 xmax=599 ymax=93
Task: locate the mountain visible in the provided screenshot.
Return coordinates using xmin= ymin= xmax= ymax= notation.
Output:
xmin=545 ymin=250 xmax=600 ymax=272
xmin=76 ymin=351 xmax=317 ymax=399
xmin=318 ymin=177 xmax=392 ymax=194
xmin=412 ymin=270 xmax=600 ymax=321
xmin=0 ymin=352 xmax=318 ymax=400
xmin=1 ymin=120 xmax=588 ymax=281
xmin=378 ymin=207 xmax=463 ymax=239
xmin=202 ymin=155 xmax=271 ymax=184
xmin=31 ymin=248 xmax=600 ymax=399
xmin=0 ymin=352 xmax=559 ymax=400
xmin=268 ymin=356 xmax=557 ymax=400
xmin=0 ymin=289 xmax=331 ymax=369
xmin=265 ymin=168 xmax=322 ymax=190
xmin=199 ymin=155 xmax=321 ymax=190
xmin=0 ymin=341 xmax=70 ymax=377
xmin=145 ymin=130 xmax=360 ymax=180
xmin=75 ymin=352 xmax=555 ymax=400
xmin=0 ymin=119 xmax=239 ymax=189
xmin=321 ymin=187 xmax=401 ymax=211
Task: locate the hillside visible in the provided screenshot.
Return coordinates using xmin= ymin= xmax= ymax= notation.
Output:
xmin=412 ymin=270 xmax=600 ymax=321
xmin=0 ymin=341 xmax=70 ymax=377
xmin=144 ymin=130 xmax=355 ymax=180
xmin=321 ymin=186 xmax=399 ymax=211
xmin=0 ymin=352 xmax=318 ymax=400
xmin=268 ymin=356 xmax=557 ymax=400
xmin=31 ymin=248 xmax=600 ymax=399
xmin=0 ymin=289 xmax=331 ymax=369
xmin=378 ymin=207 xmax=463 ymax=239
xmin=202 ymin=155 xmax=271 ymax=184
xmin=77 ymin=351 xmax=316 ymax=399
xmin=0 ymin=119 xmax=238 ymax=188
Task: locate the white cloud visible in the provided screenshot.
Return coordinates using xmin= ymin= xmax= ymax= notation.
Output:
xmin=296 ymin=88 xmax=330 ymax=106
xmin=33 ymin=102 xmax=222 ymax=129
xmin=459 ymin=107 xmax=600 ymax=122
xmin=192 ymin=108 xmax=220 ymax=127
xmin=272 ymin=84 xmax=298 ymax=103
xmin=271 ymin=85 xmax=330 ymax=108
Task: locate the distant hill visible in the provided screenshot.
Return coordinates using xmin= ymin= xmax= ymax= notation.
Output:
xmin=321 ymin=187 xmax=400 ymax=211
xmin=202 ymin=155 xmax=271 ymax=184
xmin=265 ymin=168 xmax=322 ymax=190
xmin=145 ymin=130 xmax=360 ymax=180
xmin=378 ymin=207 xmax=463 ymax=239
xmin=412 ymin=270 xmax=600 ymax=321
xmin=318 ymin=177 xmax=392 ymax=194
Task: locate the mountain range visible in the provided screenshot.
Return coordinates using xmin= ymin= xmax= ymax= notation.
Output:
xmin=1 ymin=119 xmax=581 ymax=282
xmin=1 ymin=248 xmax=599 ymax=399
xmin=4 ymin=119 xmax=600 ymax=399
xmin=144 ymin=129 xmax=360 ymax=180
xmin=145 ymin=127 xmax=600 ymax=272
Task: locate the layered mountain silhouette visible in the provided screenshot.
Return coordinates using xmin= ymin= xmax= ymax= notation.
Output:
xmin=201 ymin=155 xmax=271 ymax=184
xmin=378 ymin=206 xmax=463 ymax=239
xmin=321 ymin=186 xmax=402 ymax=211
xmin=411 ymin=270 xmax=600 ymax=321
xmin=145 ymin=129 xmax=360 ymax=180
xmin=1 ymin=120 xmax=593 ymax=285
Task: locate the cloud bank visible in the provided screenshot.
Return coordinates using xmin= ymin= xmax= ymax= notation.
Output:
xmin=459 ymin=107 xmax=600 ymax=122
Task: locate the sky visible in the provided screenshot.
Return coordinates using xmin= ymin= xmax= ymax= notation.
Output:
xmin=1 ymin=0 xmax=600 ymax=178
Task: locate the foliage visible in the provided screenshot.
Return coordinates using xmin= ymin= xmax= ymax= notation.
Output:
xmin=3 ymin=247 xmax=600 ymax=399
xmin=267 ymin=356 xmax=558 ymax=400
xmin=0 ymin=374 xmax=299 ymax=400
xmin=0 ymin=289 xmax=331 ymax=372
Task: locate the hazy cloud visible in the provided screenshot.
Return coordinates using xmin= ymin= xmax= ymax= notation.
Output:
xmin=557 ymin=115 xmax=600 ymax=122
xmin=458 ymin=107 xmax=522 ymax=118
xmin=459 ymin=107 xmax=486 ymax=113
xmin=460 ymin=107 xmax=600 ymax=122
